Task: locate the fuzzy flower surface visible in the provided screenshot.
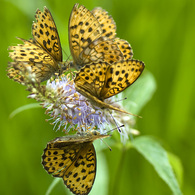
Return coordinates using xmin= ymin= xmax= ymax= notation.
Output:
xmin=28 ymin=74 xmax=115 ymax=134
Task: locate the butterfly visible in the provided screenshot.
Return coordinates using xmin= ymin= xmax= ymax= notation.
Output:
xmin=68 ymin=4 xmax=132 ymax=69
xmin=74 ymin=59 xmax=145 ymax=115
xmin=8 ymin=7 xmax=66 ymax=82
xmin=42 ymin=130 xmax=110 ymax=195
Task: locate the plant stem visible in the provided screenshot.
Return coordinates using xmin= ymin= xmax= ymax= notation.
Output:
xmin=112 ymin=146 xmax=127 ymax=195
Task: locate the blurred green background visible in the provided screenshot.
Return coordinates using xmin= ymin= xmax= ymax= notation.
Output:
xmin=1 ymin=0 xmax=195 ymax=194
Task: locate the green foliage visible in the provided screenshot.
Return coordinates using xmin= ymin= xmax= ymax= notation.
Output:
xmin=133 ymin=136 xmax=182 ymax=195
xmin=45 ymin=178 xmax=61 ymax=195
xmin=1 ymin=0 xmax=194 ymax=195
xmin=123 ymin=70 xmax=156 ymax=115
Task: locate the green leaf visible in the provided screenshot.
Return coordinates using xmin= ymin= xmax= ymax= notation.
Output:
xmin=168 ymin=152 xmax=183 ymax=186
xmin=132 ymin=136 xmax=183 ymax=195
xmin=9 ymin=103 xmax=41 ymax=118
xmin=123 ymin=70 xmax=156 ymax=114
xmin=90 ymin=151 xmax=109 ymax=195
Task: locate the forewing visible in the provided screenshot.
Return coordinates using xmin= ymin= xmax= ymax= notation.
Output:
xmin=101 ymin=59 xmax=145 ymax=99
xmin=63 ymin=143 xmax=96 ymax=195
xmin=32 ymin=7 xmax=62 ymax=62
xmin=8 ymin=38 xmax=57 ymax=81
xmin=74 ymin=62 xmax=108 ymax=98
xmin=9 ymin=38 xmax=57 ymax=68
xmin=42 ymin=141 xmax=82 ymax=178
xmin=114 ymin=38 xmax=133 ymax=60
xmin=69 ymin=4 xmax=102 ymax=65
xmin=92 ymin=7 xmax=116 ymax=39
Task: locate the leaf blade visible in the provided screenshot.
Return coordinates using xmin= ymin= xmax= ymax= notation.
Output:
xmin=133 ymin=136 xmax=183 ymax=195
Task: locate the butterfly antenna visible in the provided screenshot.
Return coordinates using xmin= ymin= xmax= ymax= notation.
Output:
xmin=101 ymin=139 xmax=112 ymax=151
xmin=62 ymin=48 xmax=69 ymax=59
xmin=102 ymin=125 xmax=125 ymax=135
xmin=65 ymin=54 xmax=72 ymax=62
xmin=101 ymin=125 xmax=125 ymax=151
xmin=108 ymin=109 xmax=122 ymax=133
xmin=111 ymin=97 xmax=127 ymax=104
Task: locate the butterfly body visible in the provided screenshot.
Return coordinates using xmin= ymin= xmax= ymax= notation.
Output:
xmin=75 ymin=82 xmax=131 ymax=114
xmin=42 ymin=131 xmax=110 ymax=195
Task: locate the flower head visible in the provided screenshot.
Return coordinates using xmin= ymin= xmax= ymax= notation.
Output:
xmin=7 ymin=62 xmax=137 ymax=142
xmin=28 ymin=74 xmax=114 ymax=134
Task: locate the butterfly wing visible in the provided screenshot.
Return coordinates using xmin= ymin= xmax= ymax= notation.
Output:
xmin=91 ymin=7 xmax=116 ymax=39
xmin=74 ymin=62 xmax=108 ymax=99
xmin=114 ymin=38 xmax=133 ymax=60
xmin=42 ymin=141 xmax=82 ymax=177
xmin=32 ymin=7 xmax=62 ymax=62
xmin=69 ymin=4 xmax=102 ymax=65
xmin=100 ymin=59 xmax=145 ymax=99
xmin=63 ymin=143 xmax=96 ymax=195
xmin=79 ymin=37 xmax=123 ymax=66
xmin=8 ymin=38 xmax=58 ymax=82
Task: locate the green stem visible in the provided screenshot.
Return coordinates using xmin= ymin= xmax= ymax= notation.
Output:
xmin=112 ymin=146 xmax=127 ymax=195
xmin=45 ymin=178 xmax=61 ymax=195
